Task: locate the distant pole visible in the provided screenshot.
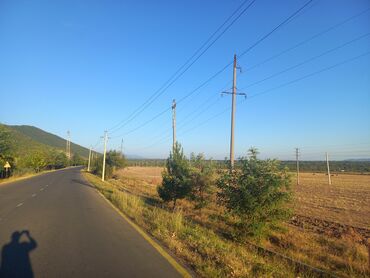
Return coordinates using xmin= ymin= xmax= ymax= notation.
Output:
xmin=172 ymin=99 xmax=176 ymax=152
xmin=87 ymin=146 xmax=92 ymax=172
xmin=296 ymin=148 xmax=300 ymax=185
xmin=66 ymin=130 xmax=71 ymax=165
xmin=102 ymin=131 xmax=108 ymax=181
xmin=120 ymin=138 xmax=124 ymax=158
xmin=326 ymin=152 xmax=331 ymax=185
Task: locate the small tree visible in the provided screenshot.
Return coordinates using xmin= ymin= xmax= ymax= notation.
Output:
xmin=26 ymin=152 xmax=47 ymax=173
xmin=157 ymin=142 xmax=191 ymax=209
xmin=189 ymin=153 xmax=214 ymax=213
xmin=217 ymin=148 xmax=291 ymax=240
xmin=93 ymin=150 xmax=126 ymax=179
xmin=71 ymin=153 xmax=85 ymax=166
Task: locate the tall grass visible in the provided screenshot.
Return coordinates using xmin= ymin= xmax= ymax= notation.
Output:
xmin=83 ymin=172 xmax=329 ymax=278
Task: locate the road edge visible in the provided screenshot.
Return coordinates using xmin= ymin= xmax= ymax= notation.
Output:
xmin=81 ymin=171 xmax=193 ymax=278
xmin=0 ymin=166 xmax=80 ymax=187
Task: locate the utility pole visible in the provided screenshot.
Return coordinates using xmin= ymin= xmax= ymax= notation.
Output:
xmin=87 ymin=146 xmax=92 ymax=172
xmin=101 ymin=131 xmax=109 ymax=181
xmin=66 ymin=131 xmax=71 ymax=164
xmin=172 ymin=99 xmax=176 ymax=152
xmin=326 ymin=152 xmax=331 ymax=185
xmin=296 ymin=148 xmax=300 ymax=185
xmin=120 ymin=138 xmax=124 ymax=158
xmin=221 ymin=54 xmax=245 ymax=170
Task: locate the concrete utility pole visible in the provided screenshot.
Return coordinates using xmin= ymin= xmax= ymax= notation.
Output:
xmin=172 ymin=99 xmax=176 ymax=153
xmin=221 ymin=54 xmax=245 ymax=170
xmin=66 ymin=131 xmax=71 ymax=163
xmin=120 ymin=138 xmax=124 ymax=158
xmin=326 ymin=152 xmax=331 ymax=185
xmin=87 ymin=146 xmax=92 ymax=172
xmin=102 ymin=131 xmax=109 ymax=181
xmin=296 ymin=148 xmax=300 ymax=185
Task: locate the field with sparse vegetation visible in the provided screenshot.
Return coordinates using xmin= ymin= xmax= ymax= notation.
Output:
xmin=84 ymin=165 xmax=370 ymax=277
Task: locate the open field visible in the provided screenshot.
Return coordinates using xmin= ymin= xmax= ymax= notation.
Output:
xmin=119 ymin=167 xmax=370 ymax=229
xmin=291 ymin=172 xmax=370 ymax=229
xmin=111 ymin=166 xmax=370 ymax=277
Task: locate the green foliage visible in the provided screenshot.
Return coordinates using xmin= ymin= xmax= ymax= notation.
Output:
xmin=0 ymin=124 xmax=76 ymax=177
xmin=25 ymin=152 xmax=48 ymax=173
xmin=158 ymin=142 xmax=192 ymax=209
xmin=0 ymin=125 xmax=15 ymax=177
xmin=92 ymin=150 xmax=126 ymax=179
xmin=217 ymin=148 xmax=292 ymax=240
xmin=46 ymin=150 xmax=68 ymax=169
xmin=71 ymin=153 xmax=85 ymax=166
xmin=189 ymin=153 xmax=214 ymax=212
xmin=9 ymin=125 xmax=90 ymax=158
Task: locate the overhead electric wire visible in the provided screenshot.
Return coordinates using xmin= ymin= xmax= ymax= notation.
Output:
xmin=241 ymin=32 xmax=370 ymax=90
xmin=111 ymin=0 xmax=315 ymax=141
xmin=107 ymin=0 xmax=257 ymax=134
xmin=248 ymin=50 xmax=370 ymax=100
xmin=133 ymin=50 xmax=370 ymax=152
xmin=245 ymin=7 xmax=370 ymax=73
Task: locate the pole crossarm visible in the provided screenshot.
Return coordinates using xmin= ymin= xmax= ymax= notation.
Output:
xmin=221 ymin=91 xmax=247 ymax=98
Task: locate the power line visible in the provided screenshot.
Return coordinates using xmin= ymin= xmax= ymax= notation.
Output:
xmin=245 ymin=7 xmax=370 ymax=73
xmin=241 ymin=32 xmax=370 ymax=90
xmin=248 ymin=50 xmax=370 ymax=100
xmin=110 ymin=0 xmax=315 ymax=140
xmin=131 ymin=50 xmax=370 ymax=152
xmin=108 ymin=0 xmax=257 ymax=134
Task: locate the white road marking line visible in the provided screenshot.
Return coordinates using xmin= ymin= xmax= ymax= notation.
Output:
xmin=32 ymin=193 xmax=37 ymax=197
xmin=45 ymin=185 xmax=49 ymax=187
xmin=40 ymin=188 xmax=44 ymax=191
xmin=16 ymin=203 xmax=23 ymax=207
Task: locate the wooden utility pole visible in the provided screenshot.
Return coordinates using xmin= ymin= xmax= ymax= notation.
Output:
xmin=326 ymin=152 xmax=331 ymax=185
xmin=102 ymin=131 xmax=109 ymax=181
xmin=221 ymin=54 xmax=245 ymax=170
xmin=172 ymin=99 xmax=176 ymax=152
xmin=87 ymin=146 xmax=92 ymax=172
xmin=296 ymin=148 xmax=300 ymax=185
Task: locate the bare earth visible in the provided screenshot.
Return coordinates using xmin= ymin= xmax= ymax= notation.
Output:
xmin=291 ymin=172 xmax=370 ymax=229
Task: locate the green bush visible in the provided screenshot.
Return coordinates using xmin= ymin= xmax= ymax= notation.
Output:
xmin=92 ymin=150 xmax=126 ymax=179
xmin=217 ymin=148 xmax=292 ymax=240
xmin=189 ymin=153 xmax=214 ymax=212
xmin=158 ymin=142 xmax=192 ymax=209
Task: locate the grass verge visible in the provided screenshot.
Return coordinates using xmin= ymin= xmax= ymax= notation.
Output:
xmin=82 ymin=171 xmax=336 ymax=278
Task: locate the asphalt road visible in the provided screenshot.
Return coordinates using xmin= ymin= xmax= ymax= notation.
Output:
xmin=0 ymin=167 xmax=184 ymax=278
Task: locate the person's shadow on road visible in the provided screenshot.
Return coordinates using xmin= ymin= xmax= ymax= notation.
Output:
xmin=0 ymin=230 xmax=37 ymax=278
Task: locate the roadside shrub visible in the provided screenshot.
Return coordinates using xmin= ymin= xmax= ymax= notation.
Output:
xmin=217 ymin=148 xmax=292 ymax=240
xmin=92 ymin=150 xmax=126 ymax=179
xmin=189 ymin=153 xmax=214 ymax=213
xmin=157 ymin=142 xmax=192 ymax=209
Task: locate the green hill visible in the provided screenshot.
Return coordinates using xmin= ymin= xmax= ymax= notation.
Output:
xmin=7 ymin=125 xmax=89 ymax=158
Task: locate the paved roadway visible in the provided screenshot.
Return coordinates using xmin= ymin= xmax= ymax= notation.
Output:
xmin=0 ymin=167 xmax=184 ymax=278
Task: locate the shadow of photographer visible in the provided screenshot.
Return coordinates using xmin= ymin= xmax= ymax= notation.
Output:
xmin=0 ymin=230 xmax=37 ymax=278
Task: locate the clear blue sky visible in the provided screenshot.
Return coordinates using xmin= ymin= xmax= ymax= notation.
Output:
xmin=1 ymin=0 xmax=369 ymax=160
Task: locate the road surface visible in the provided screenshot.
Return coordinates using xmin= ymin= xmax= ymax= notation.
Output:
xmin=0 ymin=167 xmax=185 ymax=277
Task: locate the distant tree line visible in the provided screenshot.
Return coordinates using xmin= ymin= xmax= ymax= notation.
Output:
xmin=127 ymin=158 xmax=370 ymax=173
xmin=281 ymin=160 xmax=370 ymax=173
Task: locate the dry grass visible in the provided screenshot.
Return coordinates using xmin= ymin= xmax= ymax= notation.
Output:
xmin=110 ymin=166 xmax=370 ymax=277
xmin=83 ymin=171 xmax=305 ymax=278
